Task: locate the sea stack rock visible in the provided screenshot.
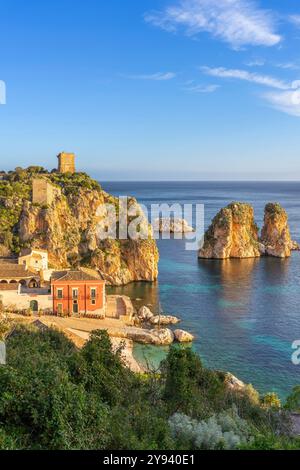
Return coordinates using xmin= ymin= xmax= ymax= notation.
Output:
xmin=260 ymin=203 xmax=291 ymax=258
xmin=153 ymin=218 xmax=194 ymax=233
xmin=199 ymin=202 xmax=261 ymax=259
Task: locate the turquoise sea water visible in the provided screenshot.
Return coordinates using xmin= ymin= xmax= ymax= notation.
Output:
xmin=103 ymin=181 xmax=300 ymax=399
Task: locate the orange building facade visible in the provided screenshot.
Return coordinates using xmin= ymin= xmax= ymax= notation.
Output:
xmin=51 ymin=271 xmax=105 ymax=316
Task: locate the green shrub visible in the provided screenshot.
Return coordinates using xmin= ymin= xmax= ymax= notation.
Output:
xmin=161 ymin=345 xmax=225 ymax=418
xmin=261 ymin=392 xmax=281 ymax=410
xmin=240 ymin=433 xmax=300 ymax=450
xmin=285 ymin=385 xmax=300 ymax=413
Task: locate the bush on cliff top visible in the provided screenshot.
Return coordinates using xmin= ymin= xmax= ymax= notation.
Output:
xmin=49 ymin=171 xmax=101 ymax=195
xmin=264 ymin=202 xmax=286 ymax=219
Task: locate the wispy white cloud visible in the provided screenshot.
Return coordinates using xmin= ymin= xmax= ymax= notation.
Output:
xmin=201 ymin=66 xmax=291 ymax=90
xmin=275 ymin=62 xmax=300 ymax=71
xmin=264 ymin=88 xmax=300 ymax=117
xmin=289 ymin=14 xmax=300 ymax=27
xmin=245 ymin=59 xmax=265 ymax=67
xmin=185 ymin=83 xmax=220 ymax=93
xmin=200 ymin=65 xmax=300 ymax=116
xmin=145 ymin=0 xmax=281 ymax=49
xmin=245 ymin=59 xmax=300 ymax=71
xmin=122 ymin=72 xmax=176 ymax=81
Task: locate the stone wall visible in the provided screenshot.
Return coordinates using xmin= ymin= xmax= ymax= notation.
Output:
xmin=32 ymin=178 xmax=61 ymax=206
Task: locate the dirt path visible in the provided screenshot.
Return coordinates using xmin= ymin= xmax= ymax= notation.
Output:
xmin=39 ymin=314 xmax=129 ymax=333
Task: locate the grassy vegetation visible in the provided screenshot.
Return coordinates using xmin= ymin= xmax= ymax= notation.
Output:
xmin=49 ymin=171 xmax=101 ymax=196
xmin=0 ymin=169 xmax=33 ymax=252
xmin=264 ymin=202 xmax=286 ymax=220
xmin=0 ymin=325 xmax=299 ymax=450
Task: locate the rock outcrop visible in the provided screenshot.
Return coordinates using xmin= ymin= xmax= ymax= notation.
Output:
xmin=137 ymin=306 xmax=154 ymax=321
xmin=149 ymin=328 xmax=175 ymax=345
xmin=174 ymin=329 xmax=194 ymax=343
xmin=260 ymin=203 xmax=292 ymax=258
xmin=153 ymin=218 xmax=194 ymax=233
xmin=290 ymin=240 xmax=300 ymax=251
xmin=114 ymin=326 xmax=175 ymax=345
xmin=224 ymin=372 xmax=246 ymax=391
xmin=0 ymin=169 xmax=159 ymax=285
xmin=199 ymin=202 xmax=261 ymax=259
xmin=136 ymin=306 xmax=180 ymax=325
xmin=149 ymin=315 xmax=180 ymax=325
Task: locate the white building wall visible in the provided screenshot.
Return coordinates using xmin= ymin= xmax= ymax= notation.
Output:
xmin=0 ymin=291 xmax=52 ymax=311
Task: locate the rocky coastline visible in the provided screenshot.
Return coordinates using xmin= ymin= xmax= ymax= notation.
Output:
xmin=0 ymin=168 xmax=159 ymax=286
xmin=131 ymin=305 xmax=194 ymax=345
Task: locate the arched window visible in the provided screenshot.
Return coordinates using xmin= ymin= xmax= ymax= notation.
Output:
xmin=28 ymin=278 xmax=40 ymax=288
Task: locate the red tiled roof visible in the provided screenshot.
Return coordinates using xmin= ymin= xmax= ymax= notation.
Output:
xmin=51 ymin=270 xmax=102 ymax=282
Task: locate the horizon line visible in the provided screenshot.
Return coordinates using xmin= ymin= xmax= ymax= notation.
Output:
xmin=98 ymin=179 xmax=300 ymax=183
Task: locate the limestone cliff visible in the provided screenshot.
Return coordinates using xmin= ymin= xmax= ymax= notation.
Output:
xmin=199 ymin=202 xmax=261 ymax=259
xmin=260 ymin=203 xmax=291 ymax=258
xmin=0 ymin=168 xmax=158 ymax=285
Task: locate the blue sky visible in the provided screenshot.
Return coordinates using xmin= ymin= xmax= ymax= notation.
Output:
xmin=0 ymin=0 xmax=300 ymax=180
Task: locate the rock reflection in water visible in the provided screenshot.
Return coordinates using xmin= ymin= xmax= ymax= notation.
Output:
xmin=199 ymin=258 xmax=259 ymax=314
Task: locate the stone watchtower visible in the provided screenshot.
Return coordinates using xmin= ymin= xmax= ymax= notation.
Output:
xmin=57 ymin=152 xmax=76 ymax=174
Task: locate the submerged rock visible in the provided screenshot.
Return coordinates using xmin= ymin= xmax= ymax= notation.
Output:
xmin=260 ymin=203 xmax=291 ymax=258
xmin=199 ymin=202 xmax=261 ymax=259
xmin=174 ymin=329 xmax=194 ymax=343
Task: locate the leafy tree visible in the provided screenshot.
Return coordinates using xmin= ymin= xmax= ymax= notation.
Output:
xmin=285 ymin=385 xmax=300 ymax=413
xmin=161 ymin=345 xmax=224 ymax=417
xmin=81 ymin=330 xmax=136 ymax=406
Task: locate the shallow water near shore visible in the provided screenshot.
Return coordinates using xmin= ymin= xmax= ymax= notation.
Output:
xmin=104 ymin=181 xmax=300 ymax=399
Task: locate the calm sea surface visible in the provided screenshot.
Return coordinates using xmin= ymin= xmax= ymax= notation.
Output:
xmin=102 ymin=181 xmax=300 ymax=399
